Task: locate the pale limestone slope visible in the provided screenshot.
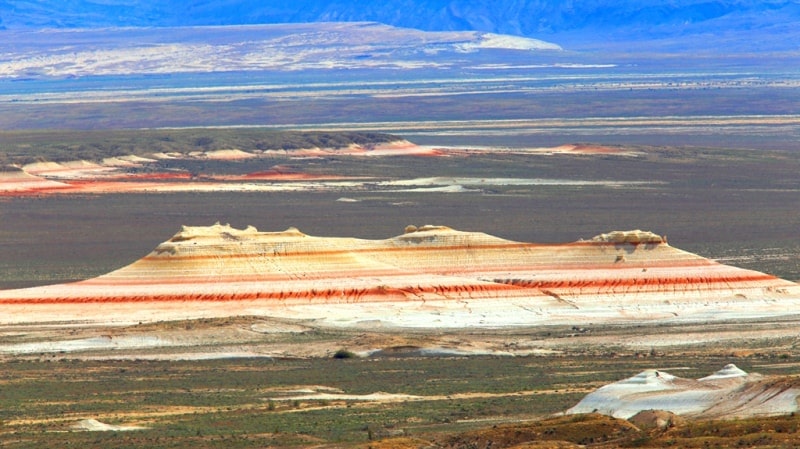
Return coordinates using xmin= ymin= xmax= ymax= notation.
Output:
xmin=567 ymin=364 xmax=800 ymax=419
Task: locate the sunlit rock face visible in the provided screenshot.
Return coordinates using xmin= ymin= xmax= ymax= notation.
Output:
xmin=0 ymin=166 xmax=70 ymax=193
xmin=567 ymin=364 xmax=800 ymax=419
xmin=1 ymin=224 xmax=798 ymax=326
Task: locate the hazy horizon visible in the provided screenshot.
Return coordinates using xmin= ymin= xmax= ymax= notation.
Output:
xmin=2 ymin=0 xmax=800 ymax=52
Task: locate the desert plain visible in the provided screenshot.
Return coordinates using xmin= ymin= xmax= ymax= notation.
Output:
xmin=1 ymin=21 xmax=800 ymax=446
xmin=1 ymin=125 xmax=800 ymax=448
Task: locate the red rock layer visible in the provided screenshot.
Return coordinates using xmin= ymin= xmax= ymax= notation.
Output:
xmin=0 ymin=225 xmax=797 ymax=313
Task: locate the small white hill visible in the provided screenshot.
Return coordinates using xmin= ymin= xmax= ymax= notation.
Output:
xmin=700 ymin=363 xmax=749 ymax=380
xmin=469 ymin=33 xmax=563 ymax=51
xmin=72 ymin=419 xmax=146 ymax=431
xmin=567 ymin=364 xmax=800 ymax=419
xmin=203 ymin=149 xmax=256 ymax=160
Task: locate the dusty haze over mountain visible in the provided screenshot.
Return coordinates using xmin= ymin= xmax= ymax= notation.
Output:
xmin=2 ymin=0 xmax=799 ymax=51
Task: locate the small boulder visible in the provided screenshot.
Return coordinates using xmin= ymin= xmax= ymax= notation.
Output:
xmin=628 ymin=410 xmax=685 ymax=431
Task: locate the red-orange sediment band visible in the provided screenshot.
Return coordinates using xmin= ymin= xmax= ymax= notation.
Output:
xmin=0 ymin=273 xmax=777 ymax=305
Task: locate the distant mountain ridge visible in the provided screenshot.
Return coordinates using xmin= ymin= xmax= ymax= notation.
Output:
xmin=2 ymin=0 xmax=799 ymax=47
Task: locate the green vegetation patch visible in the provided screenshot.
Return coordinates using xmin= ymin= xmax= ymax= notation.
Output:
xmin=2 ymin=353 xmax=792 ymax=448
xmin=0 ymin=128 xmax=401 ymax=165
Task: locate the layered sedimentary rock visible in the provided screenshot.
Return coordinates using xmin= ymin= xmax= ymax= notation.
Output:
xmin=0 ymin=167 xmax=70 ymax=193
xmin=1 ymin=224 xmax=798 ymax=326
xmin=567 ymin=364 xmax=800 ymax=419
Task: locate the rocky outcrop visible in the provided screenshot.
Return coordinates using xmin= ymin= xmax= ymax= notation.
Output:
xmin=0 ymin=166 xmax=71 ymax=193
xmin=1 ymin=224 xmax=798 ymax=326
xmin=567 ymin=364 xmax=800 ymax=419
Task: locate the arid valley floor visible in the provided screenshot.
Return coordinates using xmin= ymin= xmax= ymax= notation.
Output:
xmin=3 ymin=8 xmax=800 ymax=446
xmin=1 ymin=128 xmax=800 ymax=447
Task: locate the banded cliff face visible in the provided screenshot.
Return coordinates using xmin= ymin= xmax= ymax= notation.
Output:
xmin=1 ymin=224 xmax=798 ymax=326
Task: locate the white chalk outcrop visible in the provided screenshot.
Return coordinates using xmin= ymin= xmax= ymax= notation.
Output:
xmin=567 ymin=364 xmax=800 ymax=419
xmin=1 ymin=224 xmax=798 ymax=326
xmin=71 ymin=419 xmax=146 ymax=431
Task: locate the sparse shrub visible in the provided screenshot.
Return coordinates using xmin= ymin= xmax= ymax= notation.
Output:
xmin=333 ymin=348 xmax=357 ymax=359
